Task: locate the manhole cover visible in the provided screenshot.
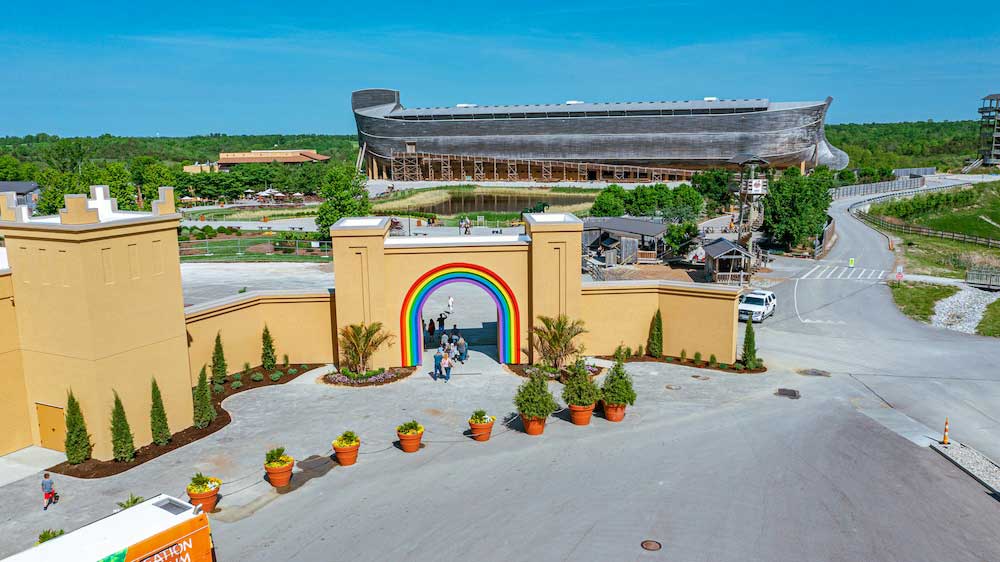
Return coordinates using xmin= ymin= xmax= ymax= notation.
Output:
xmin=641 ymin=540 xmax=662 ymax=551
xmin=796 ymin=369 xmax=830 ymax=377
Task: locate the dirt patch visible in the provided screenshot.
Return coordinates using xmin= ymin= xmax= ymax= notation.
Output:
xmin=322 ymin=367 xmax=416 ymax=387
xmin=47 ymin=364 xmax=324 ymax=479
xmin=600 ymin=354 xmax=767 ymax=374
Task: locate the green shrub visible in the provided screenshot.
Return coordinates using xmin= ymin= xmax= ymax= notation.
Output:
xmin=117 ymin=493 xmax=145 ymax=510
xmin=334 ymin=430 xmax=360 ymax=447
xmin=177 ymin=235 xmax=190 ymax=242
xmin=234 ymin=229 xmax=243 ymax=237
xmin=709 ymin=354 xmax=717 ymax=367
xmin=64 ymin=391 xmax=92 ymax=464
xmin=269 ymin=373 xmax=281 ymax=382
xmin=212 ymin=384 xmax=224 ymax=394
xmin=613 ymin=344 xmax=629 ymax=362
xmin=283 ymin=354 xmax=289 ymax=367
xmin=680 ymin=349 xmax=687 ymax=362
xmin=636 ymin=345 xmax=644 ymax=357
xmin=693 ymin=351 xmax=702 ymax=364
xmin=601 ymin=360 xmax=637 ymax=406
xmin=646 ymin=310 xmax=663 ymax=358
xmin=265 ymin=447 xmax=293 ymax=466
xmin=561 ymin=360 xmax=600 ymax=406
xmin=192 ymin=232 xmax=206 ymax=240
xmin=242 ymin=362 xmax=251 ymax=376
xmin=742 ymin=321 xmax=758 ymax=369
xmin=238 ymin=287 xmax=247 ymax=294
xmin=110 ymin=391 xmax=135 ymax=462
xmin=251 ymin=372 xmax=264 ymax=382
xmin=734 ymin=362 xmax=745 ymax=370
xmin=211 ymin=333 xmax=227 ymax=385
xmin=287 ymin=368 xmax=299 ymax=375
xmin=665 ymin=356 xmax=674 ymax=362
xmin=396 ymin=420 xmax=423 ymax=434
xmin=36 ymin=529 xmax=65 ymax=544
xmin=202 ymin=226 xmax=216 ymax=237
xmin=150 ymin=378 xmax=171 ymax=446
xmin=261 ymin=325 xmax=276 ymax=370
xmin=720 ymin=363 xmax=728 ymax=369
xmin=231 ymin=381 xmax=243 ymax=390
xmin=193 ymin=366 xmax=216 ymax=429
xmin=513 ymin=374 xmax=559 ymax=419
xmin=233 ymin=372 xmax=242 ymax=381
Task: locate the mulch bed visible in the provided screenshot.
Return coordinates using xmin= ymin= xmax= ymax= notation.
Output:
xmin=48 ymin=363 xmax=324 ymax=479
xmin=505 ymin=364 xmax=603 ymax=383
xmin=602 ymin=355 xmax=767 ymax=374
xmin=322 ymin=367 xmax=416 ymax=387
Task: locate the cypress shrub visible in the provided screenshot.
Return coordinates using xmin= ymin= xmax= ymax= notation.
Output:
xmin=211 ymin=333 xmax=227 ymax=385
xmin=646 ymin=310 xmax=663 ymax=358
xmin=193 ymin=366 xmax=216 ymax=429
xmin=149 ymin=378 xmax=171 ymax=446
xmin=261 ymin=325 xmax=276 ymax=371
xmin=742 ymin=321 xmax=758 ymax=369
xmin=64 ymin=391 xmax=92 ymax=464
xmin=110 ymin=391 xmax=135 ymax=462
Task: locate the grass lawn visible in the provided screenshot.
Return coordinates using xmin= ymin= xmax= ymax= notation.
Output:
xmin=179 ymin=237 xmax=331 ymax=263
xmin=889 ymin=281 xmax=959 ymax=323
xmin=896 ymin=233 xmax=1000 ymax=278
xmin=976 ymin=299 xmax=1000 ymax=337
xmin=184 ymin=207 xmax=318 ymax=222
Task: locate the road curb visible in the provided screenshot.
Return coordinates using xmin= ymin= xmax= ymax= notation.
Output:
xmin=930 ymin=442 xmax=1000 ymax=495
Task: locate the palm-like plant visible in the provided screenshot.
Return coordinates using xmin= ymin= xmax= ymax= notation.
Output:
xmin=530 ymin=314 xmax=587 ymax=369
xmin=339 ymin=322 xmax=394 ymax=374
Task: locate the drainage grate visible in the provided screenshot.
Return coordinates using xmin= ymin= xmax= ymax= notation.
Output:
xmin=796 ymin=368 xmax=831 ymax=377
xmin=641 ymin=540 xmax=662 ymax=551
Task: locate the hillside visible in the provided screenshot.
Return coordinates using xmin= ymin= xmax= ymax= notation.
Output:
xmin=825 ymin=120 xmax=978 ymax=171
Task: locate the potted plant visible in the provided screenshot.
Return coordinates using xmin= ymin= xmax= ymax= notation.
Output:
xmin=561 ymin=360 xmax=600 ymax=426
xmin=396 ymin=420 xmax=424 ymax=452
xmin=264 ymin=447 xmax=295 ymax=487
xmin=186 ymin=472 xmax=221 ymax=512
xmin=333 ymin=431 xmax=361 ymax=466
xmin=468 ymin=410 xmax=496 ymax=442
xmin=514 ymin=374 xmax=559 ymax=435
xmin=600 ymin=359 xmax=637 ymax=422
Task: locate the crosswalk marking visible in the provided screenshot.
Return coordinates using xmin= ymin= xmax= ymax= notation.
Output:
xmin=799 ymin=267 xmax=888 ymax=282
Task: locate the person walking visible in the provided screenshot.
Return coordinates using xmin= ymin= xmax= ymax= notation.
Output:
xmin=427 ymin=318 xmax=435 ymax=343
xmin=41 ymin=473 xmax=56 ymax=511
xmin=441 ymin=352 xmax=453 ymax=382
xmin=433 ymin=347 xmax=443 ymax=380
xmin=440 ymin=332 xmax=449 ymax=349
xmin=448 ymin=295 xmax=454 ymax=313
xmin=457 ymin=336 xmax=468 ymax=363
xmin=437 ymin=313 xmax=446 ymax=331
xmin=450 ymin=324 xmax=459 ymax=344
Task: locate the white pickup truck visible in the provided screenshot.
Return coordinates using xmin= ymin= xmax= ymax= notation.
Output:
xmin=738 ymin=290 xmax=776 ymax=323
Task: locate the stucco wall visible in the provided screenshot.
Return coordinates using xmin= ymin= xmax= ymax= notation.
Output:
xmin=581 ymin=280 xmax=740 ymax=364
xmin=0 ymin=272 xmax=32 ymax=455
xmin=185 ymin=291 xmax=336 ymax=382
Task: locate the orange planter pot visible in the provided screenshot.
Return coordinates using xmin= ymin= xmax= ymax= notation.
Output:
xmin=187 ymin=487 xmax=219 ymax=512
xmin=604 ymin=403 xmax=627 ymax=422
xmin=333 ymin=442 xmax=361 ymax=466
xmin=397 ymin=431 xmax=423 ymax=453
xmin=520 ymin=414 xmax=547 ymax=435
xmin=265 ymin=461 xmax=295 ymax=487
xmin=468 ymin=420 xmax=495 ymax=442
xmin=568 ymin=403 xmax=595 ymax=426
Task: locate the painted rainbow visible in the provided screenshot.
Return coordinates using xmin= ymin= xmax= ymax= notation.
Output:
xmin=400 ymin=262 xmax=520 ymax=366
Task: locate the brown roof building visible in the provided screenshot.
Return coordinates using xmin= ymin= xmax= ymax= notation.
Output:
xmin=214 ymin=149 xmax=330 ymax=171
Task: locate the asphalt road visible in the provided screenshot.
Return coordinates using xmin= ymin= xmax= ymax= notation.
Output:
xmin=758 ymin=174 xmax=1000 ymax=460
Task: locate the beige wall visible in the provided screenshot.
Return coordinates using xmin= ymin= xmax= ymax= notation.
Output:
xmin=0 ymin=272 xmax=32 ymax=455
xmin=1 ymin=217 xmax=194 ymax=460
xmin=185 ymin=292 xmax=336 ymax=381
xmin=581 ymin=281 xmax=740 ymax=365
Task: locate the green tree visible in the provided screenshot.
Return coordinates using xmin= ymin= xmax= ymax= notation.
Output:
xmin=647 ymin=310 xmax=663 ymax=358
xmin=742 ymin=320 xmax=758 ymax=369
xmin=761 ymin=169 xmax=832 ymax=249
xmin=110 ymin=391 xmax=135 ymax=462
xmin=314 ymin=164 xmax=370 ymax=234
xmin=193 ymin=366 xmax=216 ymax=429
xmin=590 ymin=189 xmax=625 ymax=217
xmin=691 ymin=169 xmax=732 ymax=211
xmin=338 ymin=322 xmax=394 ymax=373
xmin=149 ymin=378 xmax=171 ymax=446
xmin=261 ymin=325 xmax=276 ymax=371
xmin=210 ymin=333 xmax=227 ymax=385
xmin=662 ymin=222 xmax=699 ymax=255
xmin=0 ymin=155 xmax=22 ymax=180
xmin=64 ymin=390 xmax=92 ymax=464
xmin=43 ymin=138 xmax=91 ymax=173
xmin=100 ymin=162 xmax=138 ymax=210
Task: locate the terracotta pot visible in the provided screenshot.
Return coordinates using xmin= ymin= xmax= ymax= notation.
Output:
xmin=397 ymin=431 xmax=423 ymax=453
xmin=568 ymin=403 xmax=595 ymax=426
xmin=187 ymin=487 xmax=219 ymax=512
xmin=604 ymin=403 xmax=627 ymax=422
xmin=520 ymin=414 xmax=547 ymax=435
xmin=264 ymin=460 xmax=294 ymax=487
xmin=468 ymin=420 xmax=495 ymax=442
xmin=333 ymin=442 xmax=360 ymax=466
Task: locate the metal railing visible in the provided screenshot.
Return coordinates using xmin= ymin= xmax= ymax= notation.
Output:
xmin=179 ymin=237 xmax=332 ymax=261
xmin=714 ymin=272 xmax=749 ymax=286
xmin=830 ymin=177 xmax=925 ymax=199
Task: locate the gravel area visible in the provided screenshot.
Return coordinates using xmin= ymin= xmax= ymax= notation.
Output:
xmin=933 ymin=443 xmax=1000 ymax=492
xmin=931 ymin=286 xmax=1000 ymax=334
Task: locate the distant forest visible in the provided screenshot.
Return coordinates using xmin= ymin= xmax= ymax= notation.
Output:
xmin=825 ymin=120 xmax=978 ymax=171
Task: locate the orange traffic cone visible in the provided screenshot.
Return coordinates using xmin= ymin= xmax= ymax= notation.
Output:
xmin=942 ymin=417 xmax=950 ymax=445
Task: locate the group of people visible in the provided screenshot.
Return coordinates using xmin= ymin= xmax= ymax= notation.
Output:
xmin=431 ymin=325 xmax=468 ymax=382
xmin=459 ymin=216 xmax=473 ymax=235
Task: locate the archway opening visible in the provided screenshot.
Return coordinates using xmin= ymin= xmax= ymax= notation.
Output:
xmin=399 ymin=263 xmax=520 ymax=367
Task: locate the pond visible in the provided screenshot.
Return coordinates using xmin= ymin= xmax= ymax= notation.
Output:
xmin=397 ymin=191 xmax=596 ymax=216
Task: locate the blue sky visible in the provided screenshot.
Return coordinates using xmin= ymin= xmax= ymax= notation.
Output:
xmin=1 ymin=1 xmax=995 ymax=136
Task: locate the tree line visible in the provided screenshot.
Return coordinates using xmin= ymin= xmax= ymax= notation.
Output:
xmin=868 ymin=188 xmax=979 ymax=220
xmin=825 ymin=120 xmax=978 ymax=171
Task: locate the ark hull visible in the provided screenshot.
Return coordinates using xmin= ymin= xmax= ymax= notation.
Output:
xmin=352 ymin=89 xmax=848 ymax=171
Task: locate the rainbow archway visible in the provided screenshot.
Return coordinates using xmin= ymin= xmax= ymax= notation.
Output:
xmin=400 ymin=263 xmax=520 ymax=366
